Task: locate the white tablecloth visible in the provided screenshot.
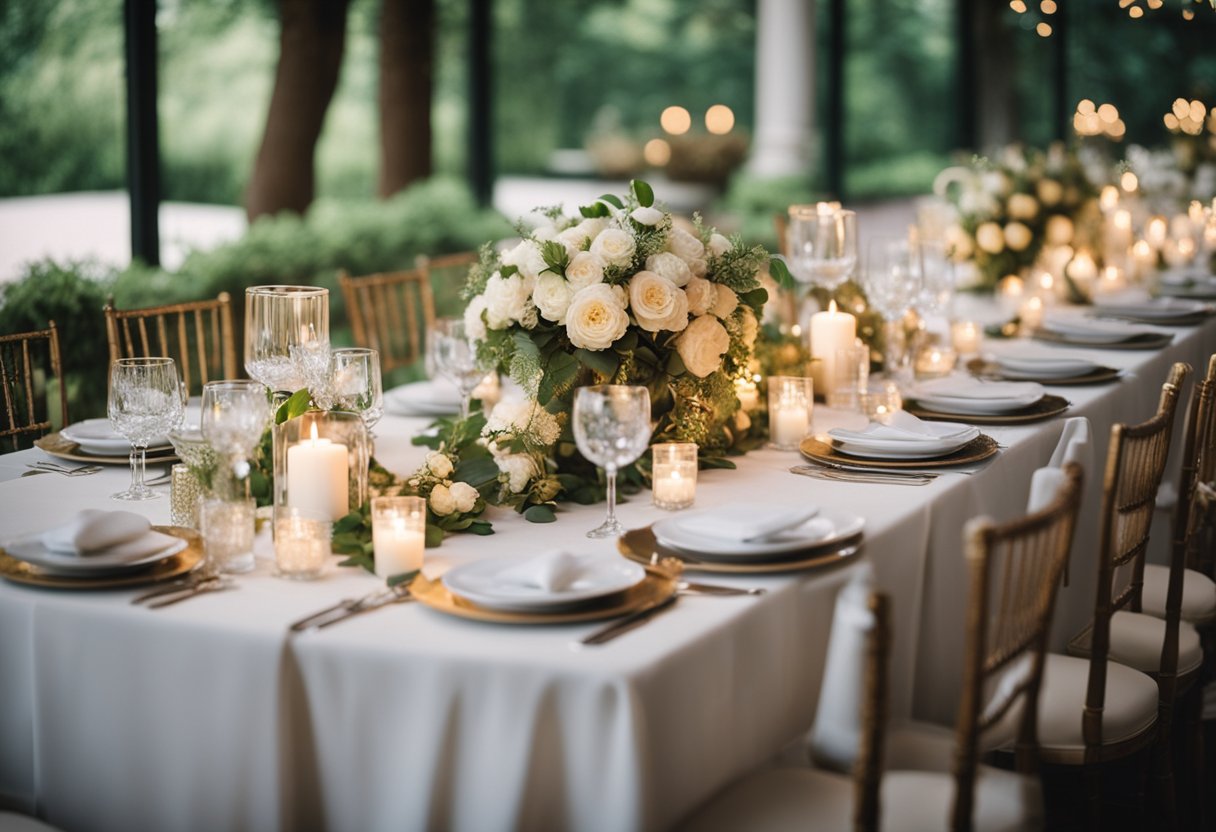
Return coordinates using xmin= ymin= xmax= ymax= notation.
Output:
xmin=1 ymin=306 xmax=1213 ymax=831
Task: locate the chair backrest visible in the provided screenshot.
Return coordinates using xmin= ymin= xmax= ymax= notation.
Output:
xmin=953 ymin=462 xmax=1084 ymax=831
xmin=1177 ymin=353 xmax=1216 ymax=580
xmin=104 ymin=293 xmax=236 ymax=397
xmin=0 ymin=322 xmax=68 ymax=452
xmin=1084 ymin=361 xmax=1189 ymax=746
xmin=416 ymin=250 xmax=478 ymax=291
xmin=339 ymin=267 xmax=436 ymax=374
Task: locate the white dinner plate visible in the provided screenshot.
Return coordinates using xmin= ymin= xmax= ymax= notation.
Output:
xmin=59 ymin=418 xmax=171 ymax=456
xmin=1092 ymin=299 xmax=1208 ymax=321
xmin=1036 ymin=317 xmax=1157 ymax=344
xmin=384 ymin=379 xmax=462 ymax=417
xmin=442 ymin=554 xmax=646 ymax=612
xmin=992 ymin=354 xmax=1098 ymax=378
xmin=911 ymin=393 xmax=1044 ymax=415
xmin=832 ymin=438 xmax=977 ymax=461
xmin=653 ymin=508 xmax=865 ymax=559
xmin=828 ymin=425 xmax=979 ymax=458
xmin=5 ymin=534 xmax=188 ymax=578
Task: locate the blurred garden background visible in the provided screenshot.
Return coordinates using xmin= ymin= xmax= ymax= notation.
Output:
xmin=1 ymin=0 xmax=1215 ymax=418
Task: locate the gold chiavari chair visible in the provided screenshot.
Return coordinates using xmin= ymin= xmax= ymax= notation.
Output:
xmin=416 ymin=250 xmax=478 ymax=293
xmin=1024 ymin=362 xmax=1191 ymax=827
xmin=104 ymin=293 xmax=236 ymax=397
xmin=339 ymin=266 xmax=436 ymax=375
xmin=682 ymin=464 xmax=1083 ymax=831
xmin=0 ymin=322 xmax=68 ymax=452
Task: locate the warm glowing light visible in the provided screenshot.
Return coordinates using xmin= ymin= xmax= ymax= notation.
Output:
xmin=1077 ymin=99 xmax=1095 ymax=116
xmin=643 ymin=138 xmax=671 ymax=167
xmin=1183 ymin=9 xmax=1195 ymax=20
xmin=1036 ymin=21 xmax=1052 ymax=36
xmin=1164 ymin=113 xmax=1181 ymax=130
xmin=1098 ymin=103 xmax=1118 ymax=123
xmin=1110 ymin=120 xmax=1126 ymax=139
xmin=704 ymin=105 xmax=735 ymax=135
xmin=1100 ymin=185 xmax=1120 ymax=211
xmin=1120 ymin=171 xmax=1139 ymax=192
xmin=1146 ymin=0 xmax=1163 ymax=8
xmin=660 ymin=106 xmax=691 ymax=136
xmin=1118 ymin=0 xmax=1134 ymax=7
xmin=1040 ymin=0 xmax=1057 ymax=12
xmin=1189 ymin=100 xmax=1207 ymax=122
xmin=1173 ymin=98 xmax=1190 ymax=119
xmin=1010 ymin=0 xmax=1027 ymax=11
xmin=1128 ymin=6 xmax=1144 ymax=18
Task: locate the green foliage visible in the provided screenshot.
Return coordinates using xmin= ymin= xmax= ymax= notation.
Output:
xmin=716 ymin=174 xmax=820 ymax=251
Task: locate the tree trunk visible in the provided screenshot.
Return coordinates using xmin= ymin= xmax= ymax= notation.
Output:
xmin=378 ymin=0 xmax=434 ymax=198
xmin=246 ymin=0 xmax=350 ymax=221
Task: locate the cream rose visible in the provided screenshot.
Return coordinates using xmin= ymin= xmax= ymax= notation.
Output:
xmin=589 ymin=228 xmax=636 ymax=267
xmin=501 ymin=239 xmax=548 ymax=279
xmin=708 ymin=233 xmax=732 ymax=258
xmin=685 ymin=276 xmax=717 ymax=316
xmin=450 ymin=481 xmax=479 ymax=513
xmin=710 ymin=285 xmax=738 ymax=319
xmin=630 ymin=206 xmax=664 ymax=226
xmin=975 ymin=222 xmax=1006 ymax=255
xmin=1045 ymin=214 xmax=1074 ymax=245
xmin=564 ymin=284 xmax=630 ymax=350
xmin=1004 ymin=222 xmax=1033 ymax=252
xmin=1007 ymin=193 xmax=1039 ymax=221
xmin=687 ymin=258 xmax=708 ymax=278
xmin=565 ymin=251 xmax=606 ymax=291
xmin=425 ymin=451 xmax=454 ymax=479
xmin=628 ymin=271 xmax=689 ymax=333
xmin=429 ymin=483 xmax=456 ymax=516
xmin=463 ymin=294 xmax=488 ymax=341
xmin=667 ymin=227 xmax=706 ymax=263
xmin=496 ymin=453 xmax=538 ymax=494
xmin=532 ymin=273 xmax=575 ymax=324
xmin=483 ymin=272 xmax=536 ymax=329
xmin=645 ymin=251 xmax=692 ymax=287
xmin=675 ymin=315 xmax=731 ymax=378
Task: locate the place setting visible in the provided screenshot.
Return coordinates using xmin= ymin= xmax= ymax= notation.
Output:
xmin=1090 ymin=296 xmax=1212 ymax=327
xmin=35 ymin=417 xmax=179 ymax=466
xmin=901 ymin=375 xmax=1069 ymax=424
xmin=1031 ymin=313 xmax=1174 ymax=350
xmin=966 ymin=345 xmax=1121 ymax=386
xmin=1155 ymin=268 xmax=1216 ymax=300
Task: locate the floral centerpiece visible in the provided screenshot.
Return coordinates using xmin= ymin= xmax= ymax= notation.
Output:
xmin=935 ymin=143 xmax=1099 ymax=291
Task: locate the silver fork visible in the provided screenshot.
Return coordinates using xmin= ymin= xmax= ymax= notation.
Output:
xmin=26 ymin=462 xmax=104 ymax=477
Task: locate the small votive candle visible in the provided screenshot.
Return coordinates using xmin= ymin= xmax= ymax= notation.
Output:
xmin=734 ymin=377 xmax=760 ymax=411
xmin=996 ymin=275 xmax=1025 ymax=317
xmin=860 ymin=380 xmax=903 ymax=419
xmin=768 ymin=376 xmax=814 ymax=450
xmin=1095 ymin=266 xmax=1127 ymax=297
xmin=1019 ymin=296 xmax=1045 ymax=331
xmin=651 ymin=442 xmax=697 ymax=511
xmin=371 ymin=496 xmax=426 ymax=579
xmin=914 ymin=345 xmax=958 ymax=380
xmin=274 ymin=507 xmax=331 ymax=581
xmin=951 ymin=320 xmax=982 ymax=355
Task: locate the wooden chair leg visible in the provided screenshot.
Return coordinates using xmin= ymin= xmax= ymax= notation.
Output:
xmin=1085 ymin=765 xmax=1104 ymax=828
xmin=1155 ymin=699 xmax=1178 ymax=831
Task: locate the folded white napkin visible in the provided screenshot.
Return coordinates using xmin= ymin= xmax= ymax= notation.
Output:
xmin=1047 ymin=416 xmax=1091 ymax=471
xmin=40 ymin=510 xmax=177 ymax=561
xmin=496 ymin=550 xmax=584 ymax=593
xmin=912 ymin=376 xmax=1043 ymax=402
xmin=682 ymin=503 xmax=821 ymax=542
xmin=829 ymin=409 xmax=973 ymax=444
xmin=1026 ymin=467 xmax=1068 ymax=514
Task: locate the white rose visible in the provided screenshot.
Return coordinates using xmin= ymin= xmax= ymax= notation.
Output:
xmin=564 ymin=284 xmax=630 ymax=350
xmin=463 ymin=295 xmax=488 ymax=341
xmin=565 ymin=251 xmax=606 ymax=291
xmin=425 ymin=451 xmax=453 ymax=479
xmin=532 ymin=225 xmax=557 ymax=242
xmin=501 ymin=240 xmax=548 ymax=279
xmin=589 ymin=228 xmax=636 ymax=267
xmin=1007 ymin=193 xmax=1039 ymax=221
xmin=710 ymin=285 xmax=738 ymax=319
xmin=630 ymin=206 xmax=665 ymax=226
xmin=450 ymin=481 xmax=479 ymax=513
xmin=556 ymin=226 xmax=589 ymax=258
xmin=645 ymin=251 xmax=692 ymax=287
xmin=688 ymin=258 xmax=708 ymax=277
xmin=483 ymin=272 xmax=536 ymax=329
xmin=667 ymin=227 xmax=705 ymax=263
xmin=708 ymin=233 xmax=732 ymax=258
xmin=1036 ymin=179 xmax=1063 ymax=207
xmin=1004 ymin=222 xmax=1033 ymax=252
xmin=496 ymin=453 xmax=538 ymax=494
xmin=533 ymin=273 xmax=575 ymax=324
xmin=574 ymin=217 xmax=608 ymax=241
xmin=1045 ymin=214 xmax=1074 ymax=245
xmin=628 ymin=271 xmax=689 ymax=333
xmin=428 ymin=483 xmax=456 ymax=516
xmin=675 ymin=315 xmax=731 ymax=378
xmin=975 ymin=222 xmax=1005 ymax=255
xmin=685 ymin=276 xmax=717 ymax=316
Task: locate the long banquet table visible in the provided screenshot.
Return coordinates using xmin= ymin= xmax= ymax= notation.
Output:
xmin=1 ymin=304 xmax=1214 ymax=832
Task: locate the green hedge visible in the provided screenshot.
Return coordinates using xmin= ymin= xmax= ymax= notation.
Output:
xmin=1 ymin=178 xmax=511 ymax=420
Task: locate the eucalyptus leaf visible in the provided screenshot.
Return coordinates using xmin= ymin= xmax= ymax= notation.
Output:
xmin=425 ymin=524 xmax=446 ymax=548
xmin=768 ymin=256 xmax=796 ymax=291
xmin=630 ymin=179 xmax=655 ymax=207
xmin=523 ymin=504 xmax=557 ymax=523
xmin=598 ymin=193 xmax=624 ymax=210
xmin=387 ymin=569 xmax=419 ymax=588
xmin=275 ymin=389 xmax=313 ymax=424
xmin=574 ymin=347 xmax=619 ymax=378
xmin=665 ymin=351 xmax=687 ymax=376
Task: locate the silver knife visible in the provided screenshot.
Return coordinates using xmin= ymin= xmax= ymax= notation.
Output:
xmin=679 ymin=581 xmax=766 ymax=597
xmin=131 ymin=573 xmax=214 ymax=604
xmin=288 ymin=597 xmax=359 ymax=632
xmin=790 ymin=463 xmax=947 ymax=479
xmin=145 ymin=578 xmax=234 ymax=609
xmin=580 ymin=591 xmax=679 ymax=645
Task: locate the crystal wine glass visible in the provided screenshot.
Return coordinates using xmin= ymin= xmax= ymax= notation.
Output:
xmin=244 ymin=285 xmax=330 ymax=394
xmin=108 ymin=357 xmax=185 ymax=501
xmin=330 ymin=347 xmax=384 ymax=432
xmin=862 ymin=236 xmax=923 ymax=383
xmin=201 ymin=380 xmax=272 ymax=489
xmin=431 ymin=319 xmax=487 ymax=420
xmin=914 ymin=238 xmax=956 ymax=319
xmin=572 ymin=385 xmax=652 ymax=538
xmin=786 ymin=205 xmax=858 ymax=292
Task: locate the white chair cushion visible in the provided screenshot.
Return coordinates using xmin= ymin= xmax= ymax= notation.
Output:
xmin=676 ymin=765 xmax=1042 ymax=832
xmin=1027 ymin=653 xmax=1157 ymax=762
xmin=1104 ymin=611 xmax=1203 ymax=675
xmin=1140 ymin=564 xmax=1216 ymax=624
xmin=885 ymin=719 xmax=957 ymax=772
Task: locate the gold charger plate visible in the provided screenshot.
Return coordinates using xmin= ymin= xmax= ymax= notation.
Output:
xmin=0 ymin=526 xmax=203 ymax=590
xmin=618 ymin=526 xmax=864 ymax=574
xmin=1031 ymin=329 xmax=1173 ymax=350
xmin=800 ymin=433 xmax=999 ymax=469
xmin=903 ymin=394 xmax=1070 ymax=425
xmin=34 ymin=433 xmax=179 ymax=466
xmin=410 ymin=570 xmax=679 ymax=625
xmin=965 ymin=358 xmax=1121 ymax=386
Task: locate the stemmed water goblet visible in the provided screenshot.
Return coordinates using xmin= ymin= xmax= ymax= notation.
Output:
xmin=244 ymin=285 xmax=330 ymax=395
xmin=330 ymin=347 xmax=384 ymax=432
xmin=108 ymin=357 xmax=186 ymax=501
xmin=201 ymin=380 xmax=272 ymax=489
xmin=862 ymin=236 xmax=923 ymax=384
xmin=787 ymin=205 xmax=859 ymax=292
xmin=572 ymin=385 xmax=652 ymax=538
xmin=430 ymin=319 xmax=488 ymax=420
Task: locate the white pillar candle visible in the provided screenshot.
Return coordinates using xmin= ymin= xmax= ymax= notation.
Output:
xmin=372 ymin=496 xmax=427 ymax=579
xmin=809 ymin=300 xmax=856 ymax=400
xmin=1019 ymin=296 xmax=1044 ymax=331
xmin=772 ymin=405 xmax=810 ymax=447
xmin=286 ymin=423 xmax=349 ymax=521
xmin=951 ymin=320 xmax=981 ymax=355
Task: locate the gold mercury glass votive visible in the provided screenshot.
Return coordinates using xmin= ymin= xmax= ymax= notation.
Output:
xmin=651 ymin=442 xmax=698 ymax=511
xmin=913 ymin=345 xmax=958 ymax=380
xmin=200 ymin=497 xmax=256 ymax=574
xmin=169 ymin=464 xmax=202 ymax=529
xmin=274 ymin=507 xmax=331 ymax=580
xmin=371 ymin=496 xmax=426 ymax=579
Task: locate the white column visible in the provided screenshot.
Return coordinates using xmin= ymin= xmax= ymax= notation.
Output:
xmin=748 ymin=0 xmax=815 ymax=177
